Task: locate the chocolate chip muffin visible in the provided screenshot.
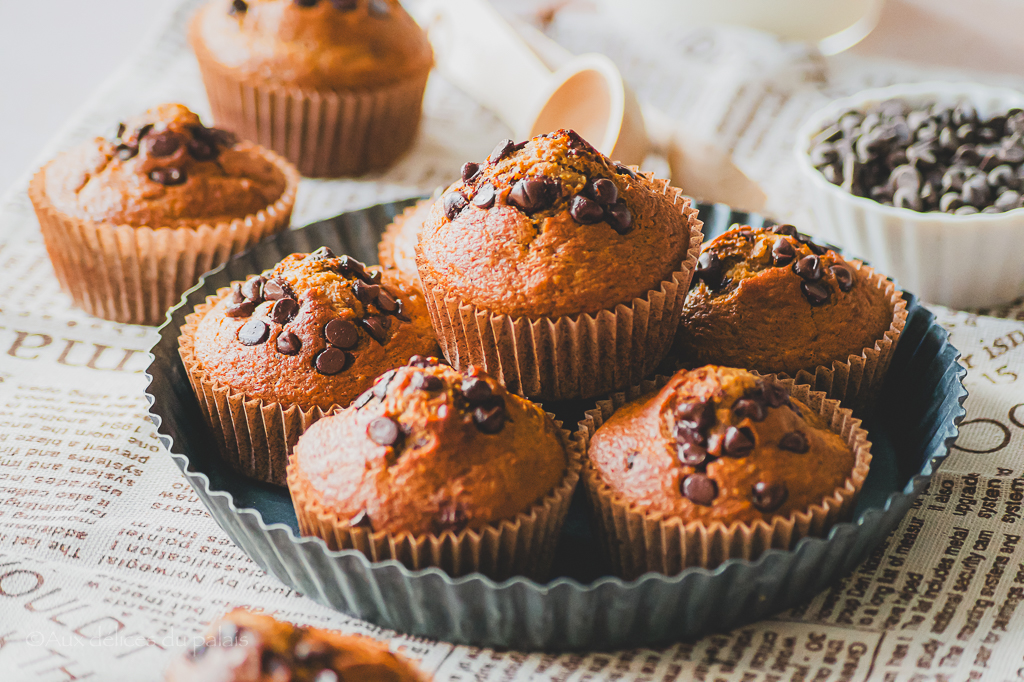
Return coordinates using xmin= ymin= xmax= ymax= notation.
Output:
xmin=674 ymin=224 xmax=906 ymax=409
xmin=287 ymin=357 xmax=582 ymax=579
xmin=190 ymin=0 xmax=433 ymax=177
xmin=164 ymin=609 xmax=428 ymax=682
xmin=379 ymin=198 xmax=432 ymax=293
xmin=416 ymin=129 xmax=702 ymax=399
xmin=582 ymin=366 xmax=872 ymax=578
xmin=29 ymin=103 xmax=298 ymax=325
xmin=178 ymin=247 xmax=439 ymax=485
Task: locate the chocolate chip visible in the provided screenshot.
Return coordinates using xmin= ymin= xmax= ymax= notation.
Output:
xmin=149 ymin=167 xmax=186 ymax=185
xmin=331 ymin=0 xmax=357 ymax=9
xmin=137 ymin=123 xmax=154 ymax=141
xmin=675 ymin=399 xmax=713 ymax=429
xmin=472 ymin=184 xmax=496 ymax=209
xmin=830 ymin=265 xmax=854 ymax=292
xmin=359 ymin=316 xmax=390 ymax=344
xmin=240 ymin=276 xmax=265 ymax=302
xmin=751 ymin=481 xmax=788 ymax=513
xmin=792 ymin=255 xmax=823 ymax=281
xmin=779 ymin=431 xmax=809 ymax=453
xmin=306 ymin=246 xmax=335 ymax=261
xmin=605 ymin=203 xmax=634 ymax=234
xmin=995 ymin=190 xmax=1023 ymax=212
xmin=722 ymin=426 xmax=755 ymax=457
xmin=263 ymin=278 xmax=292 ymax=301
xmin=368 ymin=0 xmax=389 ymax=16
xmin=508 ymin=177 xmax=560 ymax=214
xmin=801 ymin=280 xmax=831 ymax=305
xmin=461 ymin=377 xmax=493 ymax=404
xmin=270 ymin=298 xmax=298 ymax=325
xmin=473 ymin=404 xmax=506 ymax=433
xmin=276 ymin=331 xmax=301 ymax=355
xmin=408 ymin=355 xmax=438 ymax=368
xmin=225 ymin=301 xmax=255 ymax=318
xmin=148 ymin=132 xmax=182 ymax=157
xmin=294 ymin=0 xmax=319 ymax=6
xmin=733 ymin=398 xmax=766 ymax=422
xmin=681 ymin=474 xmax=717 ymax=505
xmin=315 ymin=348 xmax=350 ymax=375
xmin=186 ymin=138 xmax=216 ymax=161
xmin=587 ymin=178 xmax=619 ymax=205
xmin=569 ymin=195 xmax=604 ymax=224
xmin=353 ymin=280 xmax=381 ymax=305
xmin=116 ymin=144 xmax=138 ymax=161
xmin=760 ymin=381 xmax=789 ymax=408
xmin=488 ymin=139 xmax=515 ymax=164
xmin=206 ymin=127 xmax=238 ymax=149
xmin=376 ymin=287 xmax=398 ymax=313
xmin=771 ymin=238 xmax=796 ymax=267
xmin=677 ymin=442 xmax=707 ymax=466
xmin=615 ymin=163 xmax=637 ymax=179
xmin=773 ymin=224 xmax=799 ymax=238
xmin=238 ymin=320 xmax=269 ymax=346
xmin=411 ymin=373 xmax=444 ymax=393
xmin=442 ymin=191 xmax=468 ymax=220
xmin=962 ymin=176 xmax=991 ymax=207
xmin=461 ymin=162 xmax=480 ymax=182
xmin=673 ymin=422 xmax=706 ymax=446
xmin=368 ymin=417 xmax=401 ymax=446
xmin=392 ymin=299 xmax=410 ymax=322
xmin=324 ymin=319 xmax=358 ymax=349
xmin=695 ymin=251 xmax=723 ymax=288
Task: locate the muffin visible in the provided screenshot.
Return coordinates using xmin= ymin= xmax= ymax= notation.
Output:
xmin=416 ymin=129 xmax=702 ymax=399
xmin=379 ymin=197 xmax=432 ymax=293
xmin=165 ymin=609 xmax=428 ymax=682
xmin=674 ymin=224 xmax=906 ymax=409
xmin=582 ymin=366 xmax=872 ymax=579
xmin=190 ymin=0 xmax=433 ymax=177
xmin=287 ymin=357 xmax=582 ymax=579
xmin=29 ymin=103 xmax=298 ymax=325
xmin=178 ymin=247 xmax=439 ymax=485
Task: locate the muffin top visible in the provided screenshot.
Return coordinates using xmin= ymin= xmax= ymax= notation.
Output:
xmin=290 ymin=358 xmax=569 ymax=536
xmin=674 ymin=224 xmax=894 ymax=376
xmin=415 ymin=130 xmax=697 ymax=318
xmin=379 ymin=198 xmax=432 ymax=291
xmin=44 ymin=103 xmax=290 ymax=228
xmin=164 ymin=608 xmax=426 ymax=682
xmin=190 ymin=247 xmax=438 ymax=408
xmin=588 ymin=366 xmax=855 ymax=526
xmin=190 ymin=0 xmax=433 ymax=90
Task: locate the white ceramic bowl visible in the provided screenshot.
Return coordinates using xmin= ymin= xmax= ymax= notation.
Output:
xmin=794 ymin=82 xmax=1024 ymax=309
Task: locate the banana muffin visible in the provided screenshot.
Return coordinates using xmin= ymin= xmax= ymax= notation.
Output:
xmin=288 ymin=358 xmax=581 ymax=579
xmin=416 ymin=129 xmax=702 ymax=398
xmin=179 ymin=247 xmax=438 ymax=484
xmin=29 ymin=103 xmax=298 ymax=324
xmin=165 ymin=609 xmax=428 ymax=682
xmin=190 ymin=0 xmax=433 ymax=176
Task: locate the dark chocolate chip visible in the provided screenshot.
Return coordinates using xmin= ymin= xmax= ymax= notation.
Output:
xmin=806 ymin=240 xmax=830 ymax=256
xmin=675 ymin=399 xmax=713 ymax=429
xmin=315 ymin=348 xmax=350 ymax=375
xmin=760 ymin=381 xmax=789 ymax=408
xmin=149 ymin=167 xmax=186 ymax=186
xmin=276 ymin=331 xmax=301 ymax=355
xmin=148 ymin=131 xmax=182 ymax=157
xmin=995 ymin=190 xmax=1023 ymax=211
xmin=359 ymin=316 xmax=390 ymax=344
xmin=442 ymin=191 xmax=468 ymax=220
xmin=353 ymin=280 xmax=381 ymax=305
xmin=677 ymin=442 xmax=707 ymax=466
xmin=508 ymin=177 xmax=560 ymax=214
xmin=237 ymin=319 xmax=269 ymax=346
xmin=294 ymin=0 xmax=319 ymax=6
xmin=830 ymin=265 xmax=854 ymax=292
xmin=116 ymin=144 xmax=138 ymax=161
xmin=376 ymin=287 xmax=398 ymax=313
xmin=569 ymin=195 xmax=604 ymax=224
xmin=411 ymin=372 xmax=444 ymax=393
xmin=115 ymin=122 xmax=126 ymax=141
xmin=673 ymin=422 xmax=706 ymax=447
xmin=801 ymin=280 xmax=831 ymax=305
xmin=779 ymin=431 xmax=809 ymax=453
xmin=368 ymin=417 xmax=401 ymax=446
xmin=461 ymin=162 xmax=480 ymax=182
xmin=270 ymin=297 xmax=298 ymax=325
xmin=225 ymin=300 xmax=255 ymax=318
xmin=733 ymin=398 xmax=766 ymax=422
xmin=722 ymin=426 xmax=755 ymax=457
xmin=137 ymin=123 xmax=154 ymax=140
xmin=473 ymin=404 xmax=506 ymax=433
xmin=472 ymin=183 xmax=496 ymax=209
xmin=751 ymin=481 xmax=788 ymax=513
xmin=695 ymin=251 xmax=723 ymax=288
xmin=940 ymin=191 xmax=963 ymax=212
xmin=306 ymin=246 xmax=335 ymax=261
xmin=615 ymin=163 xmax=637 ymax=179
xmin=681 ymin=474 xmax=717 ymax=505
xmin=771 ymin=238 xmax=796 ymax=267
xmin=461 ymin=377 xmax=493 ymax=404
xmin=368 ymin=0 xmax=389 ymax=15
xmin=331 ymin=0 xmax=357 ymax=9
xmin=262 ymin=278 xmax=292 ymax=301
xmin=489 ymin=139 xmax=515 ymax=163
xmin=186 ymin=137 xmax=217 ymax=161
xmin=240 ymin=276 xmax=265 ymax=302
xmin=325 ymin=319 xmax=359 ymax=349
xmin=792 ymin=254 xmax=823 ymax=281
xmin=587 ymin=178 xmax=619 ymax=205
xmin=773 ymin=224 xmax=799 ymax=237
xmin=605 ymin=202 xmax=634 ymax=234
xmin=392 ymin=298 xmax=410 ymax=322
xmin=408 ymin=355 xmax=438 ymax=368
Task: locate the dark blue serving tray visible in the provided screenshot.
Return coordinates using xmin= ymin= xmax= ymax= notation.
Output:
xmin=145 ymin=199 xmax=966 ymax=651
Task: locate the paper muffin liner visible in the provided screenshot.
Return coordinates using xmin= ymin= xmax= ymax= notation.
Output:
xmin=178 ymin=293 xmax=335 ymax=486
xmin=579 ymin=375 xmax=873 ymax=580
xmin=287 ymin=422 xmax=584 ymax=581
xmin=418 ymin=177 xmax=703 ymax=400
xmin=379 ymin=198 xmax=432 ymax=288
xmin=193 ymin=42 xmax=429 ymax=178
xmin=29 ymin=145 xmax=298 ymax=327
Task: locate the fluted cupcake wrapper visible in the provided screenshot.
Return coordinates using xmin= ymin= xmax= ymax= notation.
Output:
xmin=579 ymin=376 xmax=872 ymax=580
xmin=418 ymin=177 xmax=703 ymax=400
xmin=194 ymin=42 xmax=429 ymax=178
xmin=286 ymin=423 xmax=584 ymax=581
xmin=379 ymin=198 xmax=432 ymax=292
xmin=178 ymin=291 xmax=335 ymax=486
xmin=29 ymin=144 xmax=298 ymax=326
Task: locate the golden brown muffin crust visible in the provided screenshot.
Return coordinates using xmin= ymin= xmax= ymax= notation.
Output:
xmin=44 ymin=103 xmax=287 ymax=227
xmin=192 ymin=248 xmax=438 ymax=408
xmin=290 ymin=360 xmax=568 ymax=536
xmin=416 ymin=130 xmax=694 ymax=318
xmin=164 ymin=608 xmax=426 ymax=682
xmin=674 ymin=224 xmax=894 ymax=376
xmin=190 ymin=0 xmax=433 ymax=91
xmin=588 ymin=366 xmax=855 ymax=526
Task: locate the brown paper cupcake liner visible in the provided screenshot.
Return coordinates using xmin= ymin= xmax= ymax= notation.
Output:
xmin=578 ymin=375 xmax=872 ymax=580
xmin=379 ymin=198 xmax=432 ymax=288
xmin=788 ymin=263 xmax=907 ymax=412
xmin=418 ymin=177 xmax=703 ymax=400
xmin=29 ymin=144 xmax=298 ymax=326
xmin=178 ymin=293 xmax=334 ymax=486
xmin=193 ymin=45 xmax=429 ymax=178
xmin=287 ymin=423 xmax=584 ymax=581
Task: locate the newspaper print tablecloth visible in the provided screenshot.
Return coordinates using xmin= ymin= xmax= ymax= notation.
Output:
xmin=3 ymin=1 xmax=1024 ymax=680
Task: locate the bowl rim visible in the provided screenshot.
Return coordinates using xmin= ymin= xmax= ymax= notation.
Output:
xmin=793 ymin=80 xmax=1024 ymax=225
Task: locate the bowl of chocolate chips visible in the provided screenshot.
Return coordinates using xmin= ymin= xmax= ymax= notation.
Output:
xmin=795 ymin=82 xmax=1024 ymax=309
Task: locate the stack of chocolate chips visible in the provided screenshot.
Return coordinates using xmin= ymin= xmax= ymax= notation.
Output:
xmin=112 ymin=121 xmax=237 ymax=187
xmin=811 ymin=99 xmax=1024 ymax=214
